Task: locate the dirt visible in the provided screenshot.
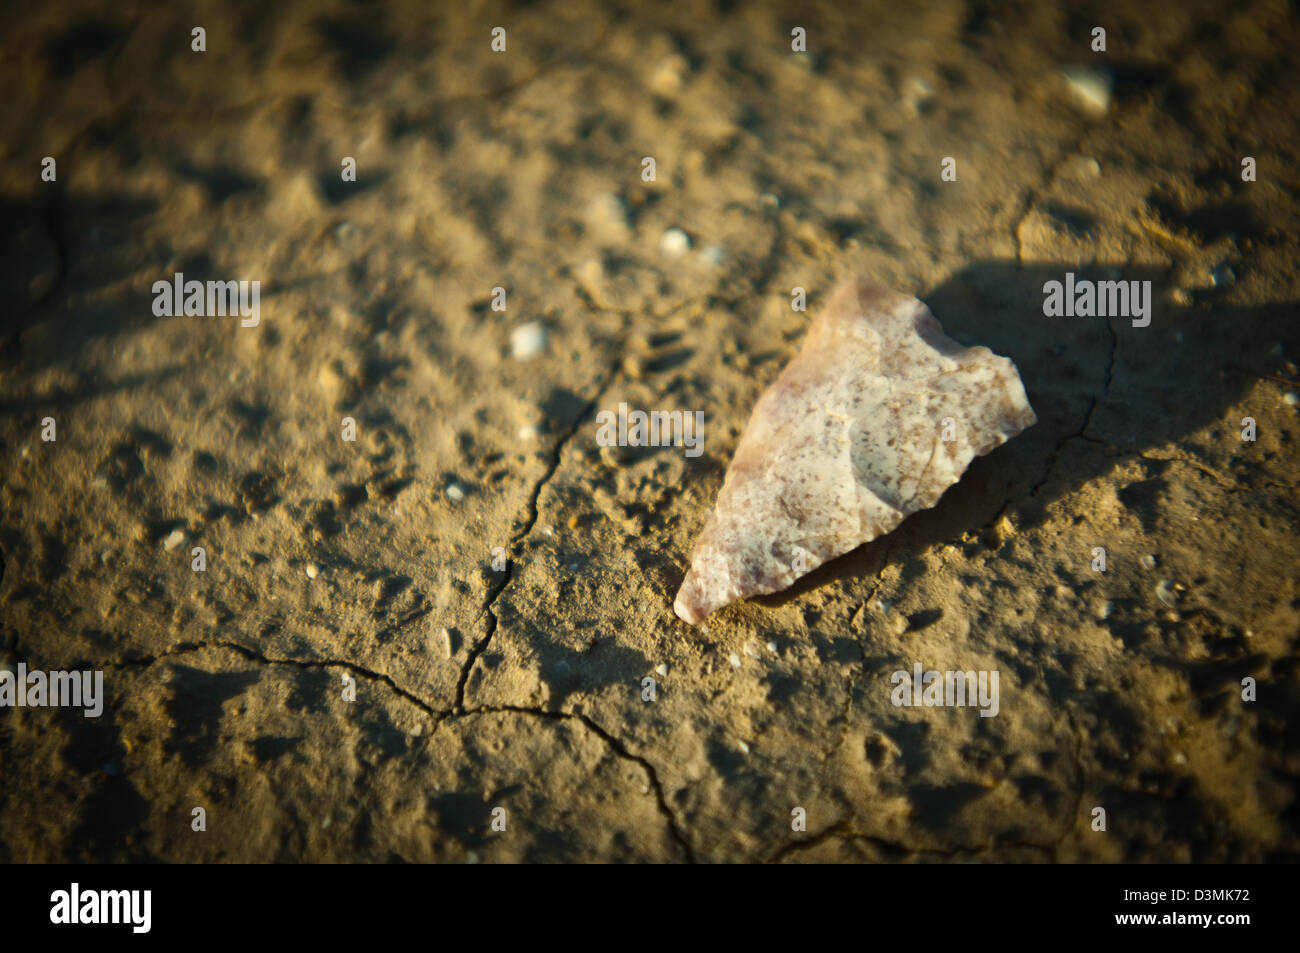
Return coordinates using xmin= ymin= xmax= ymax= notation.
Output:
xmin=1 ymin=0 xmax=1297 ymax=862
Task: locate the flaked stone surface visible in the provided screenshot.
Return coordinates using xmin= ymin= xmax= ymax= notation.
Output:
xmin=675 ymin=278 xmax=1037 ymax=625
xmin=2 ymin=0 xmax=1298 ymax=865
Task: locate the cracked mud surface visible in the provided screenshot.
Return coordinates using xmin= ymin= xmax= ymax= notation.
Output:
xmin=2 ymin=0 xmax=1298 ymax=862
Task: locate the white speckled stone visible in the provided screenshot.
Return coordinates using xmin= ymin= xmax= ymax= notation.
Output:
xmin=674 ymin=277 xmax=1037 ymax=625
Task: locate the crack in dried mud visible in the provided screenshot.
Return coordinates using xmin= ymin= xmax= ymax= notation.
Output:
xmin=771 ymin=819 xmax=1055 ymax=863
xmin=93 ymin=639 xmax=697 ymax=859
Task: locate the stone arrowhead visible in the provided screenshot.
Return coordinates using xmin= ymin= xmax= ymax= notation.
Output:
xmin=674 ymin=276 xmax=1037 ymax=625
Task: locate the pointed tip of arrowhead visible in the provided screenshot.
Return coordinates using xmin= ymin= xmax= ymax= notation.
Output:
xmin=673 ymin=589 xmax=705 ymax=626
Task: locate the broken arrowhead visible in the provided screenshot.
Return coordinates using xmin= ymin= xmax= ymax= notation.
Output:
xmin=674 ymin=277 xmax=1037 ymax=625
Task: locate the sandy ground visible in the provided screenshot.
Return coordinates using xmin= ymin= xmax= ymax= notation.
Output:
xmin=1 ymin=0 xmax=1298 ymax=862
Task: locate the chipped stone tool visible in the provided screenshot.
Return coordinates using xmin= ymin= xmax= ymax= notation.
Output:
xmin=674 ymin=276 xmax=1036 ymax=625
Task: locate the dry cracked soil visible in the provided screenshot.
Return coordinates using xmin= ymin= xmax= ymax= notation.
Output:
xmin=1 ymin=0 xmax=1298 ymax=862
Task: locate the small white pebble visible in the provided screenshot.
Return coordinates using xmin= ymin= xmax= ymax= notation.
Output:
xmin=1172 ymin=752 xmax=1188 ymax=765
xmin=655 ymin=663 xmax=668 ymax=677
xmin=659 ymin=227 xmax=691 ymax=257
xmin=446 ymin=483 xmax=466 ymax=503
xmin=510 ymin=321 xmax=548 ymax=361
xmin=766 ymin=641 xmax=778 ymax=653
xmin=1073 ymin=155 xmax=1102 ymax=178
xmin=517 ymin=423 xmax=539 ymax=441
xmin=441 ymin=627 xmax=453 ymax=659
xmin=1098 ymin=600 xmax=1114 ymax=620
xmin=1156 ymin=580 xmax=1179 ymax=608
xmin=728 ymin=653 xmax=741 ymax=668
xmin=1060 ymin=66 xmax=1112 ymax=117
xmin=737 ymin=740 xmax=750 ymax=754
xmin=1283 ymin=392 xmax=1298 ymax=407
xmin=162 ymin=529 xmax=185 ymax=552
xmin=1140 ymin=554 xmax=1158 ymax=570
xmin=743 ymin=642 xmax=760 ymax=658
xmin=305 ymin=562 xmax=320 ymax=580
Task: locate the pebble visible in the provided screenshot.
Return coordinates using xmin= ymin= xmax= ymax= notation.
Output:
xmin=305 ymin=562 xmax=320 ymax=579
xmin=517 ymin=423 xmax=539 ymax=441
xmin=737 ymin=740 xmax=751 ymax=754
xmin=728 ymin=653 xmax=741 ymax=668
xmin=162 ymin=529 xmax=186 ymax=552
xmin=1211 ymin=265 xmax=1236 ymax=287
xmin=1283 ymin=392 xmax=1298 ymax=407
xmin=743 ymin=642 xmax=760 ymax=658
xmin=510 ymin=321 xmax=548 ymax=361
xmin=766 ymin=641 xmax=778 ymax=653
xmin=659 ymin=227 xmax=691 ymax=257
xmin=655 ymin=663 xmax=668 ymax=677
xmin=1059 ymin=66 xmax=1112 ymax=116
xmin=1156 ymin=580 xmax=1180 ymax=608
xmin=1140 ymin=554 xmax=1158 ymax=570
xmin=1063 ymin=154 xmax=1102 ymax=179
xmin=441 ymin=627 xmax=454 ymax=659
xmin=446 ymin=483 xmax=466 ymax=502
